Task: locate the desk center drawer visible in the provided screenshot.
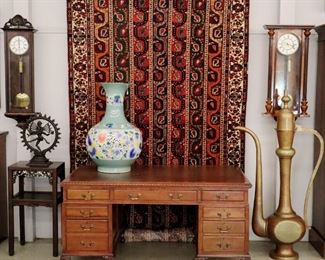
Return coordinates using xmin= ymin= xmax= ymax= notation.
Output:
xmin=113 ymin=189 xmax=197 ymax=203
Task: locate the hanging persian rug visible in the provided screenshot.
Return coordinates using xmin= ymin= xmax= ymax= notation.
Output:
xmin=67 ymin=0 xmax=249 ymax=235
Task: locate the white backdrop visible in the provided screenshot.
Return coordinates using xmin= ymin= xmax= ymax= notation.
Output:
xmin=0 ymin=0 xmax=324 ymax=241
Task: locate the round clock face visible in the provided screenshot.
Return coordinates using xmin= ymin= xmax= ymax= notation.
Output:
xmin=9 ymin=35 xmax=29 ymax=55
xmin=277 ymin=33 xmax=300 ymax=56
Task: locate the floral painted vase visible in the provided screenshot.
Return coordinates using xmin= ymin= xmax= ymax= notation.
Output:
xmin=86 ymin=82 xmax=142 ymax=173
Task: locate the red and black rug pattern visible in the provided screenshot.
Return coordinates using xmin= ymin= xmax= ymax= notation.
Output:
xmin=67 ymin=0 xmax=249 ymax=231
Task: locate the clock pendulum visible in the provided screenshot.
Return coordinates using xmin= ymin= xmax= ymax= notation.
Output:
xmin=15 ymin=56 xmax=31 ymax=109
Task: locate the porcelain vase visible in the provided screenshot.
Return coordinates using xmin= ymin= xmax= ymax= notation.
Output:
xmin=86 ymin=82 xmax=142 ymax=173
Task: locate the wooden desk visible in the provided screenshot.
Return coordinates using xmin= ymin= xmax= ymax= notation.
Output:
xmin=8 ymin=161 xmax=65 ymax=256
xmin=60 ymin=166 xmax=251 ymax=260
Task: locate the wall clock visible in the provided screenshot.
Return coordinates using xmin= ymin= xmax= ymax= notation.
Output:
xmin=2 ymin=14 xmax=36 ymax=128
xmin=264 ymin=25 xmax=314 ymax=118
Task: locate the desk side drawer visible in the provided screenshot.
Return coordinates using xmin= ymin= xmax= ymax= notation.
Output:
xmin=202 ymin=236 xmax=245 ymax=253
xmin=113 ymin=190 xmax=197 ymax=203
xmin=66 ymin=233 xmax=108 ymax=252
xmin=65 ymin=206 xmax=108 ymax=218
xmin=203 ymin=220 xmax=245 ymax=234
xmin=66 ymin=220 xmax=108 ymax=233
xmin=67 ymin=190 xmax=109 ymax=201
xmin=203 ymin=207 xmax=245 ymax=219
xmin=202 ymin=191 xmax=244 ymax=202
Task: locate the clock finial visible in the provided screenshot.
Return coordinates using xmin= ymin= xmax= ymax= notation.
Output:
xmin=3 ymin=14 xmax=34 ymax=30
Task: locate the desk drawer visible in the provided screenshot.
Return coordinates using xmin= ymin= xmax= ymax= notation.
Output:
xmin=113 ymin=190 xmax=197 ymax=203
xmin=65 ymin=206 xmax=109 ymax=218
xmin=202 ymin=236 xmax=245 ymax=253
xmin=202 ymin=191 xmax=244 ymax=202
xmin=203 ymin=207 xmax=245 ymax=219
xmin=67 ymin=190 xmax=109 ymax=201
xmin=203 ymin=220 xmax=245 ymax=234
xmin=66 ymin=220 xmax=108 ymax=233
xmin=66 ymin=233 xmax=108 ymax=252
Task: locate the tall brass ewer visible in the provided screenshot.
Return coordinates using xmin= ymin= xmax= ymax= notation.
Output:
xmin=236 ymin=94 xmax=324 ymax=260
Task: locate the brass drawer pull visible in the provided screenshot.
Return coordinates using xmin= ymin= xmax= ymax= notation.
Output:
xmin=128 ymin=193 xmax=142 ymax=200
xmin=216 ymin=193 xmax=229 ymax=200
xmin=217 ymin=225 xmax=231 ymax=233
xmin=80 ymin=240 xmax=95 ymax=248
xmin=216 ymin=242 xmax=231 ymax=250
xmin=217 ymin=211 xmax=231 ymax=219
xmin=80 ymin=223 xmax=95 ymax=231
xmin=79 ymin=209 xmax=94 ymax=217
xmin=169 ymin=193 xmax=183 ymax=200
xmin=81 ymin=191 xmax=95 ymax=200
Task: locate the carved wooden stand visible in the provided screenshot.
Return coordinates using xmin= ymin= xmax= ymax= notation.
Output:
xmin=7 ymin=161 xmax=65 ymax=257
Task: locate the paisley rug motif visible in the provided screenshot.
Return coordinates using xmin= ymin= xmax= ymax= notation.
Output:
xmin=67 ymin=0 xmax=249 ymax=235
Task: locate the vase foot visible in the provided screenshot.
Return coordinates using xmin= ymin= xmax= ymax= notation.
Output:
xmin=97 ymin=166 xmax=131 ymax=173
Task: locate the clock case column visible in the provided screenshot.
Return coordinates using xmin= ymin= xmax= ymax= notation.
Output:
xmin=2 ymin=15 xmax=36 ymax=128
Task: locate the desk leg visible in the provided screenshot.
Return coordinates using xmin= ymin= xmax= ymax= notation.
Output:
xmin=8 ymin=170 xmax=14 ymax=256
xmin=52 ymin=174 xmax=58 ymax=257
xmin=19 ymin=176 xmax=25 ymax=245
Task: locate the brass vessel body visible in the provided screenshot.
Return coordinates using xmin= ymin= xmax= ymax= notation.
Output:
xmin=236 ymin=95 xmax=324 ymax=260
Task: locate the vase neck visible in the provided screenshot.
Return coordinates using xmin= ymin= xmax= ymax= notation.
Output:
xmin=103 ymin=104 xmax=128 ymax=125
xmin=101 ymin=83 xmax=129 ymax=127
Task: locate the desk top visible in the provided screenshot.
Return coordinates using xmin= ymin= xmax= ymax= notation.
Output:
xmin=62 ymin=165 xmax=251 ymax=189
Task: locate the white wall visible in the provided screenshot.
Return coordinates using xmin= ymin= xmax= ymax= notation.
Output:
xmin=0 ymin=0 xmax=69 ymax=240
xmin=0 ymin=0 xmax=323 ymax=241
